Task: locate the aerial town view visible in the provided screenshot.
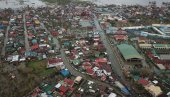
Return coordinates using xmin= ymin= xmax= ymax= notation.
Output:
xmin=0 ymin=0 xmax=170 ymax=97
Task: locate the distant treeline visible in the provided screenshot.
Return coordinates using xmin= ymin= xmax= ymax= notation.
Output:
xmin=42 ymin=0 xmax=71 ymax=5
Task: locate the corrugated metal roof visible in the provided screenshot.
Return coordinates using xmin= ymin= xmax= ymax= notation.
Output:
xmin=153 ymin=44 xmax=167 ymax=48
xmin=117 ymin=44 xmax=143 ymax=60
xmin=79 ymin=20 xmax=93 ymax=27
xmin=139 ymin=44 xmax=152 ymax=48
xmin=160 ymin=54 xmax=170 ymax=60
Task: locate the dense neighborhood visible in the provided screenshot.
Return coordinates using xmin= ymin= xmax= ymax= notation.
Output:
xmin=0 ymin=0 xmax=170 ymax=97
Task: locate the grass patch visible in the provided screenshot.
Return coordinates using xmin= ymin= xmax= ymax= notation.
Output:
xmin=27 ymin=60 xmax=55 ymax=77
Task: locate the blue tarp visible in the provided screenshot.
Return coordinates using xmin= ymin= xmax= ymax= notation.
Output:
xmin=60 ymin=69 xmax=70 ymax=77
xmin=0 ymin=24 xmax=4 ymax=29
xmin=48 ymin=95 xmax=53 ymax=97
xmin=25 ymin=51 xmax=37 ymax=57
xmin=63 ymin=41 xmax=71 ymax=47
xmin=121 ymin=87 xmax=130 ymax=95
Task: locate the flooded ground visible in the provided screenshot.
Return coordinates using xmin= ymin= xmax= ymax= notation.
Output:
xmin=0 ymin=0 xmax=170 ymax=9
xmin=0 ymin=0 xmax=46 ymax=9
xmin=85 ymin=0 xmax=170 ymax=6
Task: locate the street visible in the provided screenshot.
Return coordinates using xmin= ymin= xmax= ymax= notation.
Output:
xmin=92 ymin=14 xmax=125 ymax=81
xmin=23 ymin=14 xmax=30 ymax=51
xmin=1 ymin=23 xmax=10 ymax=56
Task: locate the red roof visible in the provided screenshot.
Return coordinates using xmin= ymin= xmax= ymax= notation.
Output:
xmin=68 ymin=87 xmax=75 ymax=91
xmin=18 ymin=47 xmax=25 ymax=54
xmin=113 ymin=35 xmax=128 ymax=40
xmin=26 ymin=23 xmax=32 ymax=26
xmin=26 ymin=15 xmax=31 ymax=19
xmin=118 ymin=20 xmax=128 ymax=23
xmin=44 ymin=37 xmax=48 ymax=41
xmin=28 ymin=33 xmax=35 ymax=37
xmin=31 ymin=44 xmax=39 ymax=50
xmin=86 ymin=68 xmax=94 ymax=75
xmin=138 ymin=79 xmax=149 ymax=86
xmin=115 ymin=30 xmax=127 ymax=35
xmin=82 ymin=62 xmax=92 ymax=69
xmin=30 ymin=87 xmax=41 ymax=97
xmin=101 ymin=75 xmax=106 ymax=81
xmin=51 ymin=31 xmax=59 ymax=36
xmin=64 ymin=78 xmax=74 ymax=86
xmin=59 ymin=86 xmax=68 ymax=93
xmin=48 ymin=58 xmax=63 ymax=64
xmin=98 ymin=85 xmax=106 ymax=92
xmin=138 ymin=36 xmax=148 ymax=41
xmin=62 ymin=95 xmax=66 ymax=97
xmin=97 ymin=44 xmax=106 ymax=51
xmin=92 ymin=73 xmax=97 ymax=78
xmin=76 ymin=94 xmax=81 ymax=97
xmin=93 ymin=62 xmax=101 ymax=68
xmin=69 ymin=55 xmax=76 ymax=60
xmin=71 ymin=49 xmax=78 ymax=54
xmin=165 ymin=64 xmax=170 ymax=69
xmin=158 ymin=94 xmax=169 ymax=97
xmin=95 ymin=58 xmax=107 ymax=63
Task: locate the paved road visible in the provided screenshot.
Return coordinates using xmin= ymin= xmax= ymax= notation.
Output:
xmin=1 ymin=23 xmax=10 ymax=56
xmin=23 ymin=14 xmax=30 ymax=51
xmin=92 ymin=14 xmax=125 ymax=81
xmin=41 ymin=23 xmax=125 ymax=96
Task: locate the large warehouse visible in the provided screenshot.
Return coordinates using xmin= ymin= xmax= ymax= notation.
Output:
xmin=117 ymin=44 xmax=143 ymax=61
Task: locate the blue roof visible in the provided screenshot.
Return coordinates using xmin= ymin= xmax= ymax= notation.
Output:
xmin=63 ymin=41 xmax=71 ymax=46
xmin=0 ymin=24 xmax=4 ymax=29
xmin=48 ymin=95 xmax=53 ymax=97
xmin=25 ymin=51 xmax=37 ymax=57
xmin=121 ymin=87 xmax=130 ymax=95
xmin=32 ymin=39 xmax=37 ymax=44
xmin=60 ymin=69 xmax=70 ymax=77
